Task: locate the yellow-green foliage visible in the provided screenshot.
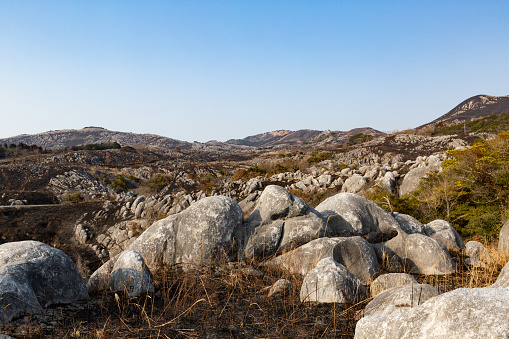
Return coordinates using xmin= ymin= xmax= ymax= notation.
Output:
xmin=412 ymin=132 xmax=509 ymax=239
xmin=307 ymin=152 xmax=332 ymax=163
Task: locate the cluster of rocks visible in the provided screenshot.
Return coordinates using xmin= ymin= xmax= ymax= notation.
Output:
xmin=1 ymin=183 xmax=509 ymax=338
xmin=49 ymin=170 xmax=117 ymax=200
xmin=86 ymin=186 xmax=463 ymax=298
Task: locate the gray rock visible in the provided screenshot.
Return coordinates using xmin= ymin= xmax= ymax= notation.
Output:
xmin=0 ymin=241 xmax=89 ymax=324
xmin=317 ymin=174 xmax=333 ymax=187
xmin=316 ymin=193 xmax=401 ymax=242
xmin=342 ymin=174 xmax=367 ymax=194
xmin=363 ymin=284 xmax=440 ymax=318
xmin=300 ymin=258 xmax=367 ymax=304
xmin=332 ymin=236 xmax=380 ymax=285
xmin=498 ymin=218 xmax=509 ymax=253
xmin=382 ymin=231 xmax=456 ymax=275
xmin=74 ymin=224 xmax=89 ymax=244
xmin=239 ymin=185 xmax=328 ymax=258
xmin=89 ymin=196 xmax=244 ymax=292
xmin=87 ymin=255 xmax=119 ymax=294
xmin=465 ymin=241 xmax=489 ymax=268
xmin=130 ymin=195 xmax=146 ymax=213
xmin=243 ymin=220 xmax=284 ymax=259
xmin=278 ymin=213 xmax=328 ymax=252
xmin=379 ymin=172 xmax=396 ymax=194
xmin=399 ymin=166 xmax=432 ymax=197
xmin=174 ymin=195 xmax=243 ymax=265
xmin=355 ymin=288 xmax=509 ymax=339
xmin=490 ymin=260 xmax=509 ymax=288
xmin=108 ymin=250 xmax=153 ymax=298
xmin=267 ymin=279 xmax=292 ymax=297
xmin=370 ymin=273 xmax=418 ymax=297
xmin=424 ymin=220 xmax=465 ymax=252
xmin=392 ymin=213 xmax=424 ymax=234
xmin=267 ymin=237 xmax=379 ymax=284
xmin=265 ymin=237 xmax=344 ymax=275
xmin=246 ymin=185 xmax=314 ymax=225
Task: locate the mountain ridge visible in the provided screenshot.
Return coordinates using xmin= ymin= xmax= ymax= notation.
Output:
xmin=3 ymin=94 xmax=508 ymax=150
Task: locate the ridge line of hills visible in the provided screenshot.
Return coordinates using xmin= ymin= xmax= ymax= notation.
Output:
xmin=1 ymin=94 xmax=508 ymax=151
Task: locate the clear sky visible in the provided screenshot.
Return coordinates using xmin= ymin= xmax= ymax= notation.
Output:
xmin=1 ymin=1 xmax=508 ymax=142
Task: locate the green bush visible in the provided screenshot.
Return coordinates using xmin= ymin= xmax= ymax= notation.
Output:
xmin=411 ymin=132 xmax=509 ymax=240
xmin=307 ymin=152 xmax=332 ymax=163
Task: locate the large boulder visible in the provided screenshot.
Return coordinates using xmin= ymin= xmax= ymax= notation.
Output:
xmin=332 ymin=236 xmax=380 ymax=285
xmin=498 ymin=218 xmax=509 ymax=253
xmin=267 ymin=237 xmax=380 ymax=284
xmin=363 ymin=284 xmax=440 ymax=318
xmin=399 ymin=166 xmax=433 ymax=197
xmin=315 ymin=193 xmax=400 ymax=242
xmin=88 ymin=196 xmax=244 ymax=292
xmin=370 ymin=273 xmax=418 ymax=297
xmin=131 ymin=195 xmax=243 ymax=266
xmin=265 ymin=237 xmax=344 ymax=275
xmin=174 ymin=196 xmax=243 ymax=264
xmin=0 ymin=241 xmax=89 ymax=324
xmin=239 ymin=185 xmax=329 ymax=259
xmin=300 ymin=258 xmax=367 ymax=304
xmin=382 ymin=231 xmax=456 ymax=275
xmin=107 ymin=250 xmax=153 ymax=298
xmin=424 ymin=220 xmax=465 ymax=252
xmin=355 ymin=288 xmax=509 ymax=339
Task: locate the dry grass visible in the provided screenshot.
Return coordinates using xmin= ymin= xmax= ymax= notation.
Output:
xmin=2 ymin=245 xmax=508 ymax=338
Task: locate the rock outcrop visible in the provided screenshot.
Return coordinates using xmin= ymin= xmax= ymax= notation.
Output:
xmin=315 ymin=193 xmax=400 ymax=242
xmin=0 ymin=241 xmax=89 ymax=324
xmin=300 ymin=258 xmax=367 ymax=304
xmin=355 ymin=288 xmax=509 ymax=339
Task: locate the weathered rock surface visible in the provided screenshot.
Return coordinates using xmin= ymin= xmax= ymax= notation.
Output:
xmin=498 ymin=218 xmax=509 ymax=253
xmin=267 ymin=237 xmax=379 ymax=284
xmin=315 ymin=193 xmax=400 ymax=242
xmin=300 ymin=258 xmax=367 ymax=304
xmin=363 ymin=284 xmax=440 ymax=318
xmin=355 ymin=288 xmax=509 ymax=339
xmin=382 ymin=231 xmax=456 ymax=275
xmin=392 ymin=213 xmax=424 ymax=234
xmin=88 ymin=196 xmax=244 ymax=292
xmin=342 ymin=174 xmax=367 ymax=194
xmin=265 ymin=238 xmax=343 ymax=275
xmin=399 ymin=166 xmax=431 ymax=197
xmin=107 ymin=250 xmax=153 ymax=298
xmin=332 ymin=236 xmax=380 ymax=284
xmin=490 ymin=260 xmax=509 ymax=288
xmin=424 ymin=220 xmax=465 ymax=252
xmin=173 ymin=196 xmax=243 ymax=265
xmin=465 ymin=241 xmax=489 ymax=268
xmin=239 ymin=185 xmax=328 ymax=258
xmin=0 ymin=241 xmax=89 ymax=324
xmin=370 ymin=273 xmax=418 ymax=297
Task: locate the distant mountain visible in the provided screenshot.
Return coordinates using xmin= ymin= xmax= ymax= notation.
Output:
xmin=419 ymin=95 xmax=509 ymax=129
xmin=0 ymin=126 xmax=387 ymax=151
xmin=227 ymin=128 xmax=384 ymax=148
xmin=0 ymin=127 xmax=192 ymax=150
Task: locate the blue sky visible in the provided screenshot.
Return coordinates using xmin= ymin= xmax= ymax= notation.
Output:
xmin=1 ymin=1 xmax=508 ymax=142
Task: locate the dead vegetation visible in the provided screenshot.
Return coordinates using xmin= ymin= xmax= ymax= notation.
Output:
xmin=0 ymin=243 xmax=507 ymax=339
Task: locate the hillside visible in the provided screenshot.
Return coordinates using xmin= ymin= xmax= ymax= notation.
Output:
xmin=419 ymin=94 xmax=509 ymax=129
xmin=0 ymin=127 xmax=193 ymax=150
xmin=227 ymin=127 xmax=385 ymax=148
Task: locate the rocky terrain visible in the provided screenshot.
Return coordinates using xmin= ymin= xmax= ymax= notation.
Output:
xmin=1 ymin=94 xmax=509 ymax=338
xmin=418 ymin=94 xmax=509 ymax=130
